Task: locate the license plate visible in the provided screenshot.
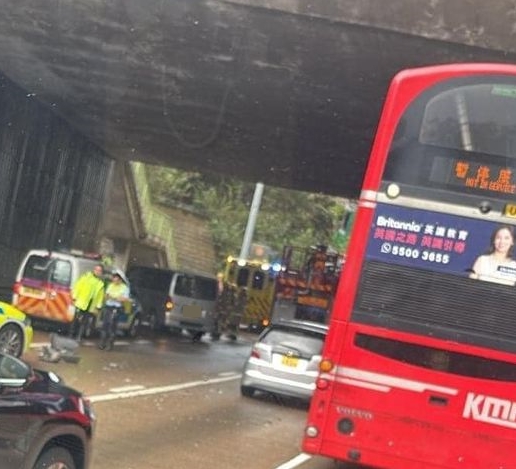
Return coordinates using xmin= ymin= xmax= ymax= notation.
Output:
xmin=182 ymin=305 xmax=202 ymax=319
xmin=281 ymin=355 xmax=299 ymax=367
xmin=21 ymin=286 xmax=45 ymax=300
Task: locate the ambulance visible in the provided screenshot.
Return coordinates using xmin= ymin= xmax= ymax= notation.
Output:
xmin=222 ymin=255 xmax=276 ymax=331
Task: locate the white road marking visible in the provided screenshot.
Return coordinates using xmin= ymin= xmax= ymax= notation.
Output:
xmin=91 ymin=371 xmax=312 ymax=469
xmin=29 ymin=350 xmax=307 ymax=468
xmin=274 ymin=453 xmax=312 ymax=469
xmin=32 ymin=337 xmax=305 ymax=465
xmin=89 ymin=373 xmax=241 ymax=402
xmin=109 ymin=385 xmax=146 ymax=393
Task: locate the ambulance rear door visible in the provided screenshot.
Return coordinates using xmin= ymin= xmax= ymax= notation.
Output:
xmin=13 ymin=253 xmax=74 ymax=323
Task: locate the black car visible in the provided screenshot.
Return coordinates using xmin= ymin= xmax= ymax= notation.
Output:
xmin=0 ymin=352 xmax=95 ymax=469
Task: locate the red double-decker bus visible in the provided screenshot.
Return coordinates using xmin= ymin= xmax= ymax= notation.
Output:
xmin=302 ymin=63 xmax=516 ymax=469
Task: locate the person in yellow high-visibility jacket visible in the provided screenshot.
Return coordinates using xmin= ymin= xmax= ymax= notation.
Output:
xmin=99 ymin=271 xmax=129 ymax=350
xmin=69 ymin=264 xmax=105 ymax=341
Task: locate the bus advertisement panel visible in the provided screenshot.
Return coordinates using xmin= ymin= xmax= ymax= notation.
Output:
xmin=369 ymin=205 xmax=514 ymax=283
xmin=302 ymin=64 xmax=516 ymax=469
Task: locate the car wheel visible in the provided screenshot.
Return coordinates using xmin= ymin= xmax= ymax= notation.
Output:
xmin=240 ymin=385 xmax=256 ymax=398
xmin=126 ymin=316 xmax=141 ymax=338
xmin=0 ymin=323 xmax=23 ymax=357
xmin=33 ymin=446 xmax=76 ymax=469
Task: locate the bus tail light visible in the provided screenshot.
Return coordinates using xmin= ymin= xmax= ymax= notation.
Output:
xmin=316 ymin=377 xmax=330 ymax=390
xmin=319 ymin=358 xmax=334 ymax=373
xmin=316 ymin=358 xmax=333 ymax=390
xmin=305 ymin=425 xmax=319 ymax=438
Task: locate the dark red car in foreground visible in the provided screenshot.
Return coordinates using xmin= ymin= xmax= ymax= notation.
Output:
xmin=0 ymin=352 xmax=94 ymax=469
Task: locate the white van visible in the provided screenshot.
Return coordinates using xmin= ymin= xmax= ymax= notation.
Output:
xmin=126 ymin=266 xmax=218 ymax=339
xmin=12 ymin=249 xmax=102 ymax=327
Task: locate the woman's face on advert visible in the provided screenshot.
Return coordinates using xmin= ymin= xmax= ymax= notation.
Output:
xmin=494 ymin=228 xmax=514 ymax=255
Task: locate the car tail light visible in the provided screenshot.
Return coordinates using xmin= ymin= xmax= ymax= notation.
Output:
xmin=165 ymin=296 xmax=174 ymax=310
xmin=12 ymin=282 xmax=20 ymax=295
xmin=83 ymin=397 xmax=96 ymax=420
xmin=71 ymin=395 xmax=95 ymax=419
xmin=76 ymin=396 xmax=86 ymax=414
xmin=251 ymin=347 xmax=261 ymax=359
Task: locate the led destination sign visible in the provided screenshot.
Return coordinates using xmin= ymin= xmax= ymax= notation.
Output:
xmin=430 ymin=156 xmax=516 ymax=195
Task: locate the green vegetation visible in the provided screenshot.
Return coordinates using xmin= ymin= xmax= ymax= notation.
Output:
xmin=145 ymin=165 xmax=351 ymax=266
xmin=132 ymin=163 xmax=178 ymax=267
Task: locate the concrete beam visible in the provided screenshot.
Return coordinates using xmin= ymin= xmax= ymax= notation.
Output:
xmin=223 ymin=0 xmax=516 ymax=53
xmin=0 ymin=0 xmax=514 ymax=199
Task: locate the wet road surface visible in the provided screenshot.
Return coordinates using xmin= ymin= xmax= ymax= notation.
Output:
xmin=24 ymin=327 xmax=338 ymax=469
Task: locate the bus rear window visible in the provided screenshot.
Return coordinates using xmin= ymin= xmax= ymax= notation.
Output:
xmin=384 ymin=78 xmax=516 ymax=199
xmin=419 ymin=83 xmax=516 ymax=158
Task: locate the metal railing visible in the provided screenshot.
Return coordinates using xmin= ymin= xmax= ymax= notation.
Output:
xmin=130 ymin=162 xmax=177 ymax=267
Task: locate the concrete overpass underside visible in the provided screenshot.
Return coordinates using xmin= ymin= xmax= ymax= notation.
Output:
xmin=1 ymin=0 xmax=516 ymax=198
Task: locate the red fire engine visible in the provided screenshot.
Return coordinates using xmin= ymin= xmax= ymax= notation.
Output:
xmin=271 ymin=245 xmax=342 ymax=324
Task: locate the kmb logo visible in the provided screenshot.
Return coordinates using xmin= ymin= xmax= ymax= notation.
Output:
xmin=463 ymin=392 xmax=516 ymax=429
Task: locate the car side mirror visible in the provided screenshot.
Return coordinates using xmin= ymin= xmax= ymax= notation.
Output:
xmin=0 ymin=353 xmax=31 ymax=387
